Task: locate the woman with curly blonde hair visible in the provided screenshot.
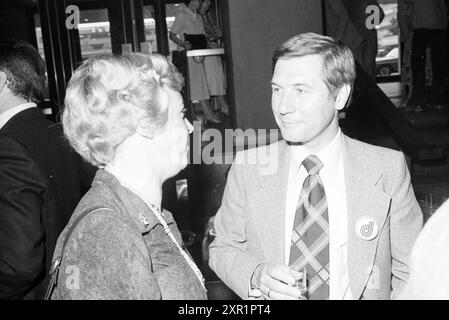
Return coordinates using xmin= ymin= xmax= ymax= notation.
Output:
xmin=47 ymin=53 xmax=206 ymax=300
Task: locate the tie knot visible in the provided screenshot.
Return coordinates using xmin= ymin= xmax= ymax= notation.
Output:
xmin=302 ymin=155 xmax=323 ymax=174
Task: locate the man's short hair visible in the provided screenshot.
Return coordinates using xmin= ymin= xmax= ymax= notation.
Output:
xmin=0 ymin=41 xmax=46 ymax=104
xmin=272 ymin=33 xmax=356 ymax=97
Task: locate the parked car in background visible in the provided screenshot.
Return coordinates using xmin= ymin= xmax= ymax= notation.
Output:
xmin=376 ymin=47 xmax=399 ymax=76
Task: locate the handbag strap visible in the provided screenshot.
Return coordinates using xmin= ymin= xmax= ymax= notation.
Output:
xmin=44 ymin=205 xmax=113 ymax=300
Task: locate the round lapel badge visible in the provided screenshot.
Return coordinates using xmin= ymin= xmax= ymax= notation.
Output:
xmin=355 ymin=217 xmax=379 ymax=241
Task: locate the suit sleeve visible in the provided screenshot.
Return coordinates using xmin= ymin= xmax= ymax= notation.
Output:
xmin=209 ymin=153 xmax=267 ymax=299
xmin=0 ymin=136 xmax=46 ymax=299
xmin=389 ymin=152 xmax=423 ymax=299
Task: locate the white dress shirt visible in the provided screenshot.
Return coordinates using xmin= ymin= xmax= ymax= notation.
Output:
xmin=285 ymin=129 xmax=353 ymax=300
xmin=0 ymin=102 xmax=36 ymax=130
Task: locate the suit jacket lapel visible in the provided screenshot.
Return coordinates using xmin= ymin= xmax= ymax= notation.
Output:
xmin=249 ymin=141 xmax=290 ymax=264
xmin=343 ymin=136 xmax=391 ymax=299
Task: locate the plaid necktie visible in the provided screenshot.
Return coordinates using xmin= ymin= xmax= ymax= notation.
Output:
xmin=289 ymin=155 xmax=329 ymax=300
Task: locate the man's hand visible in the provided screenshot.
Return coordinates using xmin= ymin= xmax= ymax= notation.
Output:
xmin=251 ymin=263 xmax=303 ymax=300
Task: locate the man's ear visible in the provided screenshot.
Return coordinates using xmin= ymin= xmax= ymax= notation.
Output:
xmin=0 ymin=71 xmax=7 ymax=93
xmin=334 ymin=84 xmax=352 ymax=111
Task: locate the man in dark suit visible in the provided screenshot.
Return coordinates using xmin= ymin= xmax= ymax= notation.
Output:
xmin=0 ymin=41 xmax=94 ymax=299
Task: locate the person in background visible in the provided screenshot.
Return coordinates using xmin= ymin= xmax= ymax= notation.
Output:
xmin=405 ymin=0 xmax=447 ymax=112
xmin=199 ymin=0 xmax=230 ymax=117
xmin=48 ymin=53 xmax=207 ymax=300
xmin=0 ymin=41 xmax=91 ymax=299
xmin=169 ymin=0 xmax=222 ymax=125
xmin=398 ymin=199 xmax=449 ymax=299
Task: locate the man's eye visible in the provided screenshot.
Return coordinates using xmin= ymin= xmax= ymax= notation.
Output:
xmin=272 ymin=87 xmax=280 ymax=93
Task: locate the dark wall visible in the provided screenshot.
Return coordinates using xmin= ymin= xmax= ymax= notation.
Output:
xmin=225 ymin=0 xmax=323 ymax=130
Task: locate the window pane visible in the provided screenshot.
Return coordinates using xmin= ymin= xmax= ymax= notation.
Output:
xmin=34 ymin=14 xmax=45 ymax=61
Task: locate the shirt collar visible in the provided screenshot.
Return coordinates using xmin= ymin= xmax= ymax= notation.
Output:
xmin=290 ymin=129 xmax=343 ymax=174
xmin=0 ymin=102 xmax=36 ymax=130
xmin=93 ymin=170 xmax=175 ymax=234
